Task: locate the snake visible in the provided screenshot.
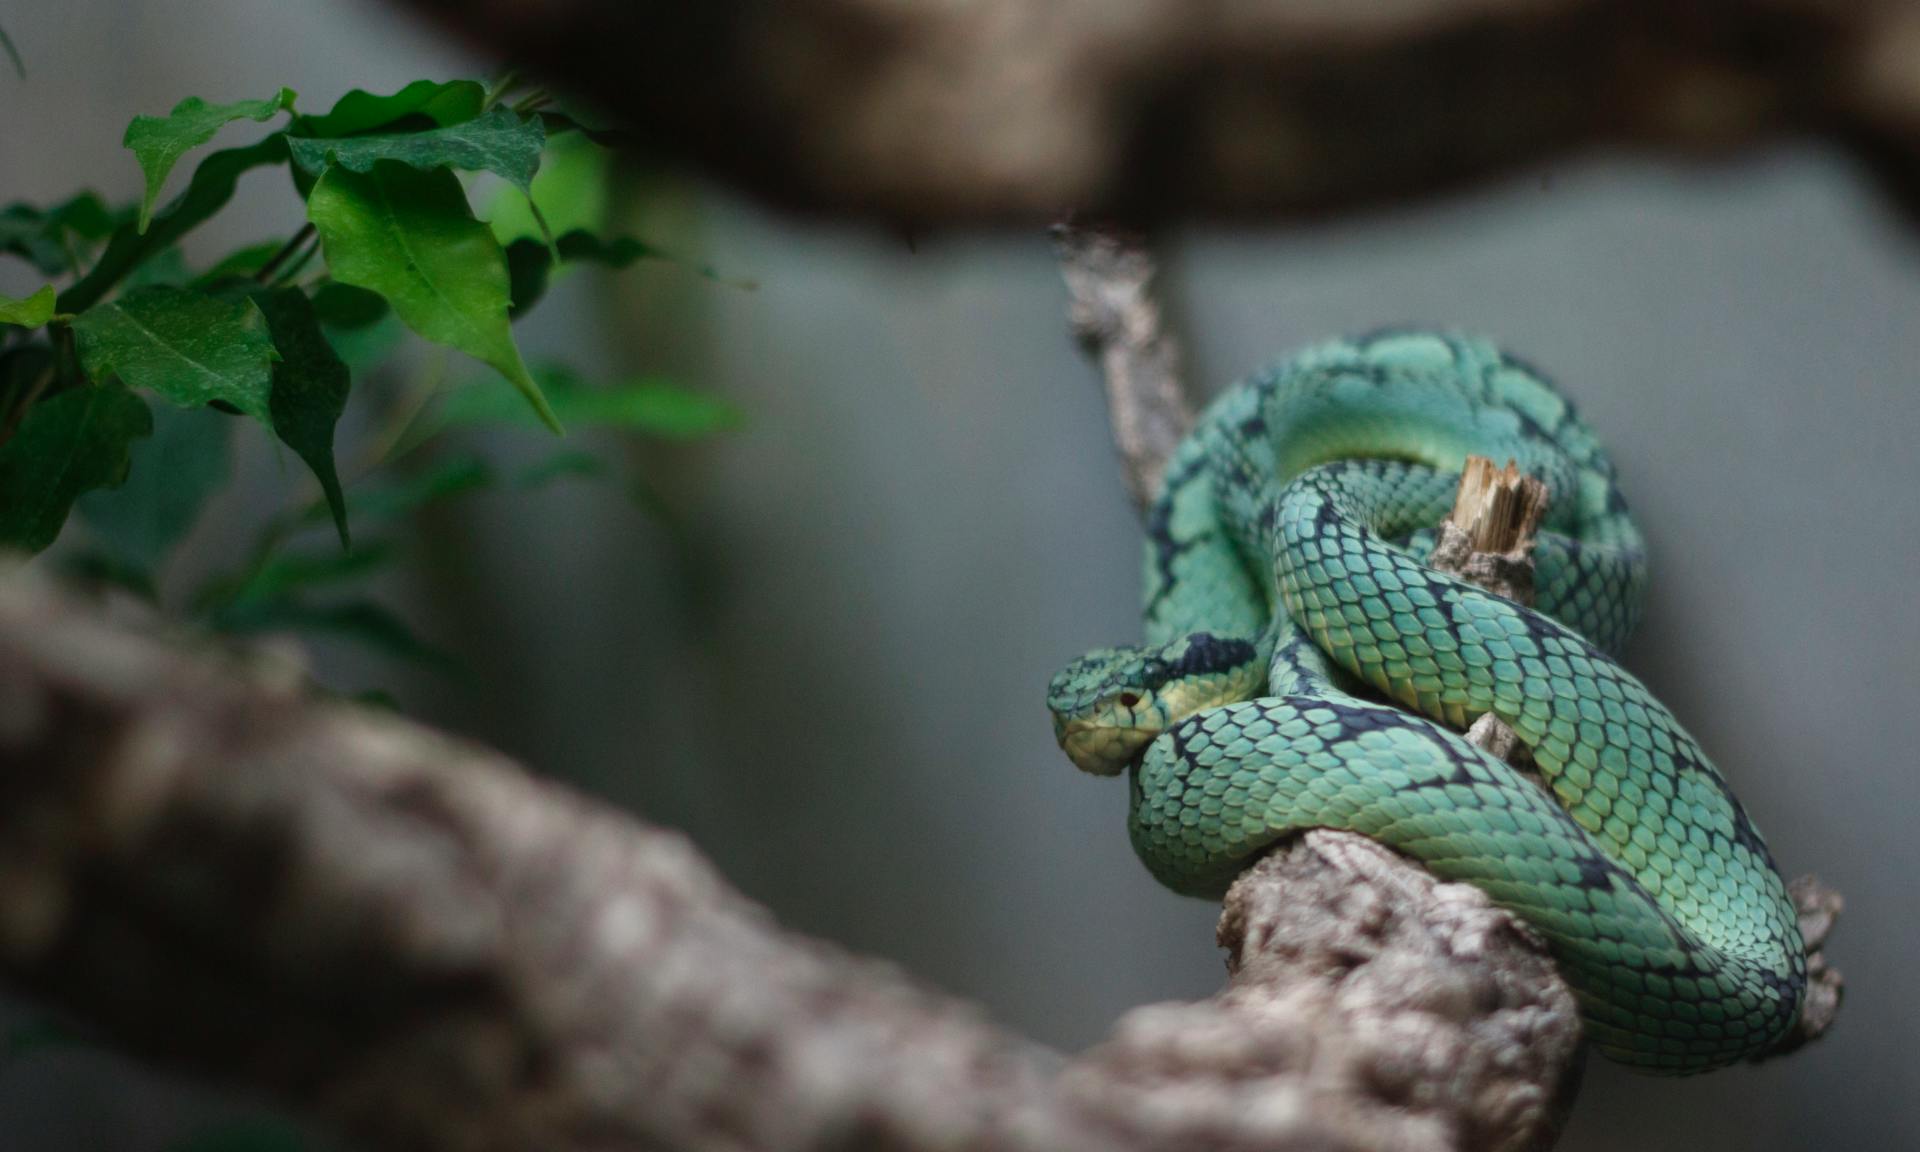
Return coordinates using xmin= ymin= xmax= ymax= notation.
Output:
xmin=1046 ymin=330 xmax=1805 ymax=1073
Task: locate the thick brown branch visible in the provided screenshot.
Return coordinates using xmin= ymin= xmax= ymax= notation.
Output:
xmin=0 ymin=566 xmax=1576 ymax=1152
xmin=390 ymin=0 xmax=1920 ymax=223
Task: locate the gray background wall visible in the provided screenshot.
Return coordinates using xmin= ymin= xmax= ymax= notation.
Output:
xmin=1 ymin=3 xmax=1914 ymax=1150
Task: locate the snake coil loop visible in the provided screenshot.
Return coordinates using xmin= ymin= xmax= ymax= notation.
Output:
xmin=1048 ymin=331 xmax=1805 ymax=1072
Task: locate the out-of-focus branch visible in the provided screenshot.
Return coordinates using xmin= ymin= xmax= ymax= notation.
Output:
xmin=393 ymin=0 xmax=1920 ymax=223
xmin=1776 ymin=873 xmax=1846 ymax=1052
xmin=0 ymin=565 xmax=1577 ymax=1152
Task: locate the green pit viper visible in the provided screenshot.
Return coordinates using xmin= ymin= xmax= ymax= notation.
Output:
xmin=1047 ymin=330 xmax=1805 ymax=1073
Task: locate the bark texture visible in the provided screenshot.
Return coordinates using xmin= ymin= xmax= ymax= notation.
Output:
xmin=391 ymin=0 xmax=1920 ymax=223
xmin=0 ymin=565 xmax=1578 ymax=1152
xmin=1053 ymin=221 xmax=1194 ymax=509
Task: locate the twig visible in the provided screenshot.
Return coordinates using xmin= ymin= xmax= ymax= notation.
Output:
xmin=254 ymin=224 xmax=318 ymax=285
xmin=1052 ymin=221 xmax=1192 ymax=511
xmin=1428 ymin=457 xmax=1549 ymax=774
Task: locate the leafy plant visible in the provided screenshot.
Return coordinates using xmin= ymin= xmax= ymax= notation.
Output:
xmin=1 ymin=72 xmax=742 ymax=683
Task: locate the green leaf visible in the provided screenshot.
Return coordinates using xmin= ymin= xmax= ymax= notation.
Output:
xmin=0 ymin=285 xmax=53 ymax=328
xmin=61 ymin=135 xmax=290 ymax=315
xmin=563 ymin=230 xmax=751 ymax=288
xmin=319 ymin=314 xmax=403 ymax=376
xmin=0 ymin=343 xmax=51 ymax=416
xmin=216 ymin=597 xmax=449 ymax=667
xmin=200 ymin=541 xmax=395 ymax=614
xmin=194 ymin=239 xmax=286 ymax=285
xmin=0 ymin=22 xmax=23 ymax=80
xmin=0 ymin=382 xmax=152 ymax=552
xmin=306 ymin=162 xmax=557 ymax=431
xmin=254 ymin=288 xmax=350 ymax=546
xmin=71 ymin=286 xmax=278 ymax=422
xmin=553 ymin=229 xmax=663 ymax=268
xmin=310 ymin=282 xmax=388 ymax=328
xmin=51 ymin=193 xmax=120 ymax=240
xmin=501 ymin=230 xmax=661 ymax=318
xmin=437 ymin=365 xmax=742 ymax=438
xmin=290 ymin=106 xmax=545 ymax=194
xmin=515 ymin=449 xmax=607 ymax=489
xmin=75 ymin=402 xmax=231 ymax=570
xmin=125 ymin=89 xmax=295 ymax=233
xmin=335 ymin=455 xmax=493 ymax=524
xmin=312 ymin=283 xmax=401 ymax=375
xmin=503 ymin=238 xmax=552 ymax=317
xmin=118 ymin=245 xmax=191 ymax=290
xmin=294 ymin=79 xmax=484 ymax=138
xmin=532 ymin=107 xmax=631 ymax=151
xmin=0 ymin=206 xmax=69 ymax=275
xmin=503 ymin=227 xmax=749 ymax=318
xmin=485 ymin=129 xmax=606 ymax=247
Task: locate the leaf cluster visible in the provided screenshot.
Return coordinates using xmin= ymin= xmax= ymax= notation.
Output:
xmin=1 ymin=75 xmax=743 ymax=672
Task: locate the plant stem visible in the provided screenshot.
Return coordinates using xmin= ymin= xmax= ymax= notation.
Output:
xmin=482 ymin=68 xmax=523 ymax=110
xmin=268 ymin=235 xmax=323 ymax=288
xmin=359 ymin=349 xmax=448 ymax=475
xmin=228 ymin=351 xmax=450 ymax=589
xmin=0 ymin=323 xmax=67 ymax=450
xmin=254 ymin=223 xmax=317 ymax=284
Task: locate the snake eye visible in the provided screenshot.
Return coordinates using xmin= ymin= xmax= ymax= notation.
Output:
xmin=1117 ymin=691 xmax=1142 ymax=709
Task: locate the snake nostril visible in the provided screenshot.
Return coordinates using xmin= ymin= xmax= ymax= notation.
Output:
xmin=1118 ymin=692 xmax=1142 ymax=709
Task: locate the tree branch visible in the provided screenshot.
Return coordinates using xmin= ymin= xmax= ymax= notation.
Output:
xmin=390 ymin=0 xmax=1920 ymax=224
xmin=0 ymin=555 xmax=1584 ymax=1152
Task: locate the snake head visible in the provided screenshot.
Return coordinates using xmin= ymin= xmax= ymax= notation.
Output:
xmin=1047 ymin=633 xmax=1263 ymax=776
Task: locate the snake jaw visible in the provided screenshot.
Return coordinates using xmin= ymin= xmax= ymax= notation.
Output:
xmin=1055 ymin=716 xmax=1161 ymax=776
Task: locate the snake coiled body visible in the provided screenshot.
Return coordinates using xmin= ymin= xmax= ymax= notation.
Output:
xmin=1048 ymin=331 xmax=1805 ymax=1072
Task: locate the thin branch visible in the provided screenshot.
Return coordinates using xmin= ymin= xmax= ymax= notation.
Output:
xmin=386 ymin=0 xmax=1920 ymax=224
xmin=1052 ymin=221 xmax=1192 ymax=511
xmin=254 ymin=223 xmax=318 ymax=285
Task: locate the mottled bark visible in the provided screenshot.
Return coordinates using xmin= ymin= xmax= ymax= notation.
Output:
xmin=0 ymin=563 xmax=1579 ymax=1152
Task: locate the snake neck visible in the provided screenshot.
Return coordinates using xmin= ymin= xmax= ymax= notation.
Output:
xmin=1156 ymin=631 xmax=1273 ymax=719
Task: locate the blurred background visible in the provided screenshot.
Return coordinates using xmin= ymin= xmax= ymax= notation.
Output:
xmin=2 ymin=3 xmax=1915 ymax=1150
